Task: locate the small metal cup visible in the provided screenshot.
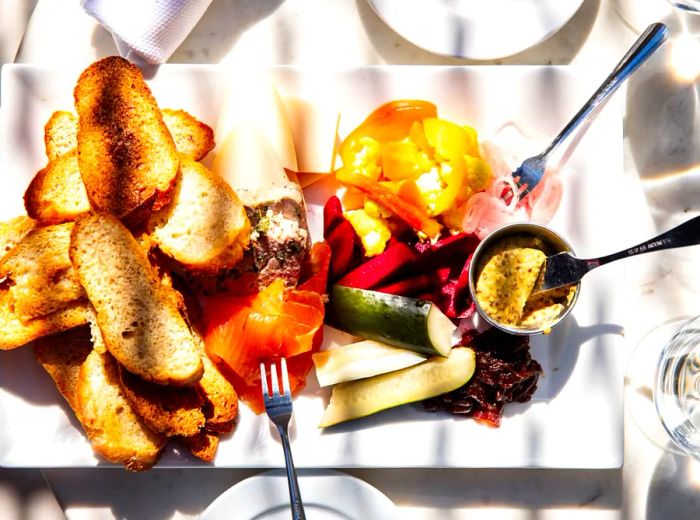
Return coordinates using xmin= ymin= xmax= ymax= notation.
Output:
xmin=468 ymin=222 xmax=580 ymax=335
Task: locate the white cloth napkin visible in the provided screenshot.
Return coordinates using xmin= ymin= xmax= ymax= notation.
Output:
xmin=81 ymin=0 xmax=212 ymax=64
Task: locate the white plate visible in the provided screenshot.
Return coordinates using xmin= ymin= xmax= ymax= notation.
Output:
xmin=0 ymin=64 xmax=625 ymax=469
xmin=201 ymin=470 xmax=398 ymax=520
xmin=368 ymin=0 xmax=584 ymax=60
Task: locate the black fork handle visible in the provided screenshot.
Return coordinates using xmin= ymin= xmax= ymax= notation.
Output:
xmin=277 ymin=425 xmax=306 ymax=520
xmin=590 ymin=215 xmax=700 ymax=268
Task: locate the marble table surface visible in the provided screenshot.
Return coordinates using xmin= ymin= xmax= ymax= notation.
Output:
xmin=2 ymin=0 xmax=700 ymax=519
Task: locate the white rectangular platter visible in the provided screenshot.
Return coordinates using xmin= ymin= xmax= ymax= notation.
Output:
xmin=0 ymin=64 xmax=625 ymax=468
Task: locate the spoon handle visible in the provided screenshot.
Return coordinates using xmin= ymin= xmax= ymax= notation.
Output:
xmin=590 ymin=215 xmax=700 ymax=268
xmin=542 ymin=23 xmax=668 ymax=157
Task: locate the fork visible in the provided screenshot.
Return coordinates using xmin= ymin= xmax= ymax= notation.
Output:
xmin=261 ymin=358 xmax=306 ymax=520
xmin=510 ymin=22 xmax=668 ymax=200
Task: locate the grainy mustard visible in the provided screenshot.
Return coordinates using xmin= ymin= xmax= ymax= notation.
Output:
xmin=474 ymin=236 xmax=575 ymax=330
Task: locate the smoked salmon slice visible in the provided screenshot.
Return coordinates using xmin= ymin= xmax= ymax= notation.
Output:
xmin=203 ymin=242 xmax=330 ymax=414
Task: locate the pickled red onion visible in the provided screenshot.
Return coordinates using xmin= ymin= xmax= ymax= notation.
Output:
xmin=526 ymin=170 xmax=563 ymax=224
xmin=461 ymin=140 xmax=563 ymax=239
xmin=461 ymin=190 xmax=529 ymax=239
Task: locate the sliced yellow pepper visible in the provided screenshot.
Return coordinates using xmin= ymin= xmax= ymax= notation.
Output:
xmin=342 ymin=100 xmax=438 ymax=148
xmin=463 ymin=125 xmax=480 ymax=157
xmin=423 ymin=118 xmax=480 ymax=162
xmin=341 ymin=186 xmax=366 ymax=210
xmin=397 ymin=179 xmax=428 ymax=214
xmin=338 ymin=102 xmax=488 ymax=237
xmin=380 ymin=138 xmax=432 ymax=181
xmin=431 ymin=159 xmax=466 ymax=216
xmin=409 ymin=121 xmax=433 ymax=154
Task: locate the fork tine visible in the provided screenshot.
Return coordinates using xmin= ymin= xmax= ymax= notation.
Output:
xmin=281 ymin=358 xmax=291 ymax=395
xmin=260 ymin=363 xmax=269 ymax=397
xmin=270 ymin=362 xmax=280 ymax=396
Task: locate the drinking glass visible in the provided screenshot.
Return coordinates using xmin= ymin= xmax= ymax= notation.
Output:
xmin=671 ymin=0 xmax=700 ymax=11
xmin=625 ymin=316 xmax=700 ymax=460
xmin=614 ymin=0 xmax=700 ymax=34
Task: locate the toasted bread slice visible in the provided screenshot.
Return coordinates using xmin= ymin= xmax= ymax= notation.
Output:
xmin=74 ymin=56 xmax=179 ymax=221
xmin=44 ymin=110 xmax=78 ymax=161
xmin=32 ymin=326 xmax=94 ymax=410
xmin=119 ymin=365 xmax=206 ymax=437
xmin=34 ymin=108 xmax=215 ymax=225
xmin=36 ymin=327 xmax=165 ymax=470
xmin=0 ymin=289 xmax=90 ymax=350
xmin=75 ymin=348 xmax=166 ymax=471
xmin=177 ymin=290 xmax=238 ymax=432
xmin=0 ymin=216 xmax=35 ymax=260
xmin=70 ymin=214 xmax=203 ymax=385
xmin=0 ymin=222 xmax=86 ymax=321
xmin=162 ymin=109 xmax=215 ymax=161
xmin=146 ymin=156 xmax=250 ymax=273
xmin=45 ymin=109 xmax=213 ymax=162
xmin=24 ymin=152 xmax=91 ymax=223
xmin=181 ymin=430 xmax=220 ymax=463
xmin=198 ymin=349 xmax=238 ymax=433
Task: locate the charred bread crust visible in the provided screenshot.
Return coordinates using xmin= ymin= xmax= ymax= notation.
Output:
xmin=74 ymin=56 xmax=179 ymax=222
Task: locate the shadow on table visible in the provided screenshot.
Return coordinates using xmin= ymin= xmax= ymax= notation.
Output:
xmin=645 ymin=452 xmax=700 ymax=520
xmin=624 ymin=15 xmax=700 ymax=520
xmin=45 ymin=464 xmax=621 ymax=519
xmin=0 ymin=0 xmax=38 ymax=64
xmin=356 ymin=0 xmax=601 ymax=65
xmin=347 ymin=466 xmax=621 ymax=512
xmin=624 ymin=11 xmax=700 ymax=308
xmin=44 ymin=468 xmax=259 ymax=520
xmin=0 ymin=345 xmax=74 ymax=407
xmin=531 ymin=314 xmax=624 ymax=403
xmin=625 ymin=13 xmax=700 ymax=205
xmin=0 ymin=467 xmax=63 ymax=520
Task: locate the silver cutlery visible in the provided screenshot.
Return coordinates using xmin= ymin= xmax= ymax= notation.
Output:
xmin=261 ymin=358 xmax=306 ymax=520
xmin=535 ymin=215 xmax=700 ymax=293
xmin=511 ymin=22 xmax=668 ymax=200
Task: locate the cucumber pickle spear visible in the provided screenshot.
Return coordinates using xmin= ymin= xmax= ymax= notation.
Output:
xmin=328 ymin=285 xmax=457 ymax=357
xmin=313 ymin=339 xmax=427 ymax=387
xmin=319 ymin=347 xmax=475 ymax=428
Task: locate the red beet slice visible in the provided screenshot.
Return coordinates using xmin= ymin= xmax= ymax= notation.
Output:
xmin=326 ymin=220 xmax=363 ymax=281
xmin=336 ymin=241 xmax=419 ymax=290
xmin=323 ymin=196 xmax=345 ymax=237
xmin=375 ymin=272 xmax=436 ymax=297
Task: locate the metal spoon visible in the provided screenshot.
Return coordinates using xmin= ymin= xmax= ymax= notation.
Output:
xmin=536 ymin=215 xmax=700 ymax=293
xmin=512 ymin=22 xmax=668 ymax=199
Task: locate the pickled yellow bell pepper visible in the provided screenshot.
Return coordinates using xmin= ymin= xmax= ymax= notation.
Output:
xmin=338 ymin=100 xmax=488 ymax=236
xmin=340 ymin=101 xmax=437 ymax=171
xmin=423 ymin=118 xmax=480 ymax=162
xmin=397 ymin=179 xmax=428 ymax=214
xmin=341 ymin=186 xmax=366 ymax=210
xmin=431 ymin=160 xmax=466 ymax=216
xmin=343 ymin=101 xmax=437 ymax=146
xmin=380 ymin=138 xmax=433 ymax=180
